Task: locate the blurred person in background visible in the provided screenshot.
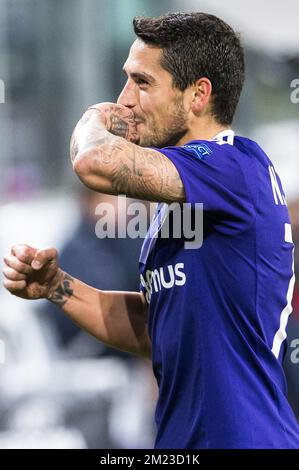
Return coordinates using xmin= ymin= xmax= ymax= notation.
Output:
xmin=3 ymin=12 xmax=299 ymax=449
xmin=41 ymin=188 xmax=143 ymax=357
xmin=40 ymin=188 xmax=157 ymax=448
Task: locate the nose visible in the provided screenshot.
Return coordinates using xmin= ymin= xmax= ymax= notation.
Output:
xmin=117 ymin=79 xmax=137 ymax=108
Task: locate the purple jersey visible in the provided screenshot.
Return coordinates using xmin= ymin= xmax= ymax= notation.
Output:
xmin=139 ymin=130 xmax=299 ymax=449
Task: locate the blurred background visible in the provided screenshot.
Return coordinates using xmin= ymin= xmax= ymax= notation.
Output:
xmin=0 ymin=0 xmax=298 ymax=448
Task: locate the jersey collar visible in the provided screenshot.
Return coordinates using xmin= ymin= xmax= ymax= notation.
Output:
xmin=210 ymin=129 xmax=235 ymax=145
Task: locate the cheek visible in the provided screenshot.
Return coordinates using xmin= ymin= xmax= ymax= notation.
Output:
xmin=139 ymin=92 xmax=153 ymax=114
xmin=139 ymin=91 xmax=176 ymax=130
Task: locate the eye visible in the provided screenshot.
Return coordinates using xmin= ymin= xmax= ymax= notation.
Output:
xmin=135 ymin=78 xmax=149 ymax=88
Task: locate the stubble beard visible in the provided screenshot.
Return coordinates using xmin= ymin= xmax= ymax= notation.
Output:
xmin=138 ymin=96 xmax=188 ymax=148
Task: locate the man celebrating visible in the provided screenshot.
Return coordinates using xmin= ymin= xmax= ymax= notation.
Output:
xmin=3 ymin=12 xmax=299 ymax=448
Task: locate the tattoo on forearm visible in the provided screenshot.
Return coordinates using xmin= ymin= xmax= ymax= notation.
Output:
xmin=106 ymin=141 xmax=184 ymax=202
xmin=71 ymin=108 xmax=133 ymax=163
xmin=50 ymin=273 xmax=74 ymax=307
xmin=82 ymin=137 xmax=184 ymax=202
xmin=71 ymin=105 xmax=184 ymax=202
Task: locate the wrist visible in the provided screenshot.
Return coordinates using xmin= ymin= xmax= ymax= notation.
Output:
xmin=47 ymin=268 xmax=64 ymax=302
xmin=74 ymin=109 xmax=109 ymax=157
xmin=86 ymin=105 xmax=109 ymax=130
xmin=47 ymin=270 xmax=75 ymax=307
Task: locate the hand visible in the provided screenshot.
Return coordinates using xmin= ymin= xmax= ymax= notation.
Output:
xmin=87 ymin=102 xmax=139 ymax=143
xmin=70 ymin=102 xmax=139 ymax=163
xmin=2 ymin=244 xmax=62 ymax=300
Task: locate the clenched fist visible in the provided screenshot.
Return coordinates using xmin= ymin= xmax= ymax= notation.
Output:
xmin=2 ymin=244 xmax=62 ymax=300
xmin=87 ymin=102 xmax=139 ymax=143
xmin=70 ymin=102 xmax=139 ymax=163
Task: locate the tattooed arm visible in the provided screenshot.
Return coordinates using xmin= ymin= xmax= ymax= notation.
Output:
xmin=71 ymin=103 xmax=185 ymax=203
xmin=48 ymin=273 xmax=150 ymax=358
xmin=2 ymin=244 xmax=151 ymax=358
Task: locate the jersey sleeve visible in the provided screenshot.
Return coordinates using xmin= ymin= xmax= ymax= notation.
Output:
xmin=157 ymin=141 xmax=255 ymax=234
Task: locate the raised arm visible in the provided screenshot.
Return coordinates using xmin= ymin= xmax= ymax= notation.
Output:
xmin=2 ymin=244 xmax=151 ymax=359
xmin=70 ymin=103 xmax=185 ymax=203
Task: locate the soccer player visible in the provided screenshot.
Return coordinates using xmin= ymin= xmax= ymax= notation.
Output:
xmin=3 ymin=12 xmax=299 ymax=448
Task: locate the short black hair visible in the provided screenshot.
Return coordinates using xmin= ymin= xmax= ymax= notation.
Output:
xmin=133 ymin=12 xmax=245 ymax=125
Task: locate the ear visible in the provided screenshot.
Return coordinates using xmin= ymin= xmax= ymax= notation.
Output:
xmin=190 ymin=78 xmax=212 ymax=115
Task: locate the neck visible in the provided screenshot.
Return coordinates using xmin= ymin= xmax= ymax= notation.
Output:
xmin=176 ymin=117 xmax=231 ymax=146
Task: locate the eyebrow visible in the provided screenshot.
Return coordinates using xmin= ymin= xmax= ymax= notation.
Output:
xmin=122 ymin=68 xmax=156 ymax=84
